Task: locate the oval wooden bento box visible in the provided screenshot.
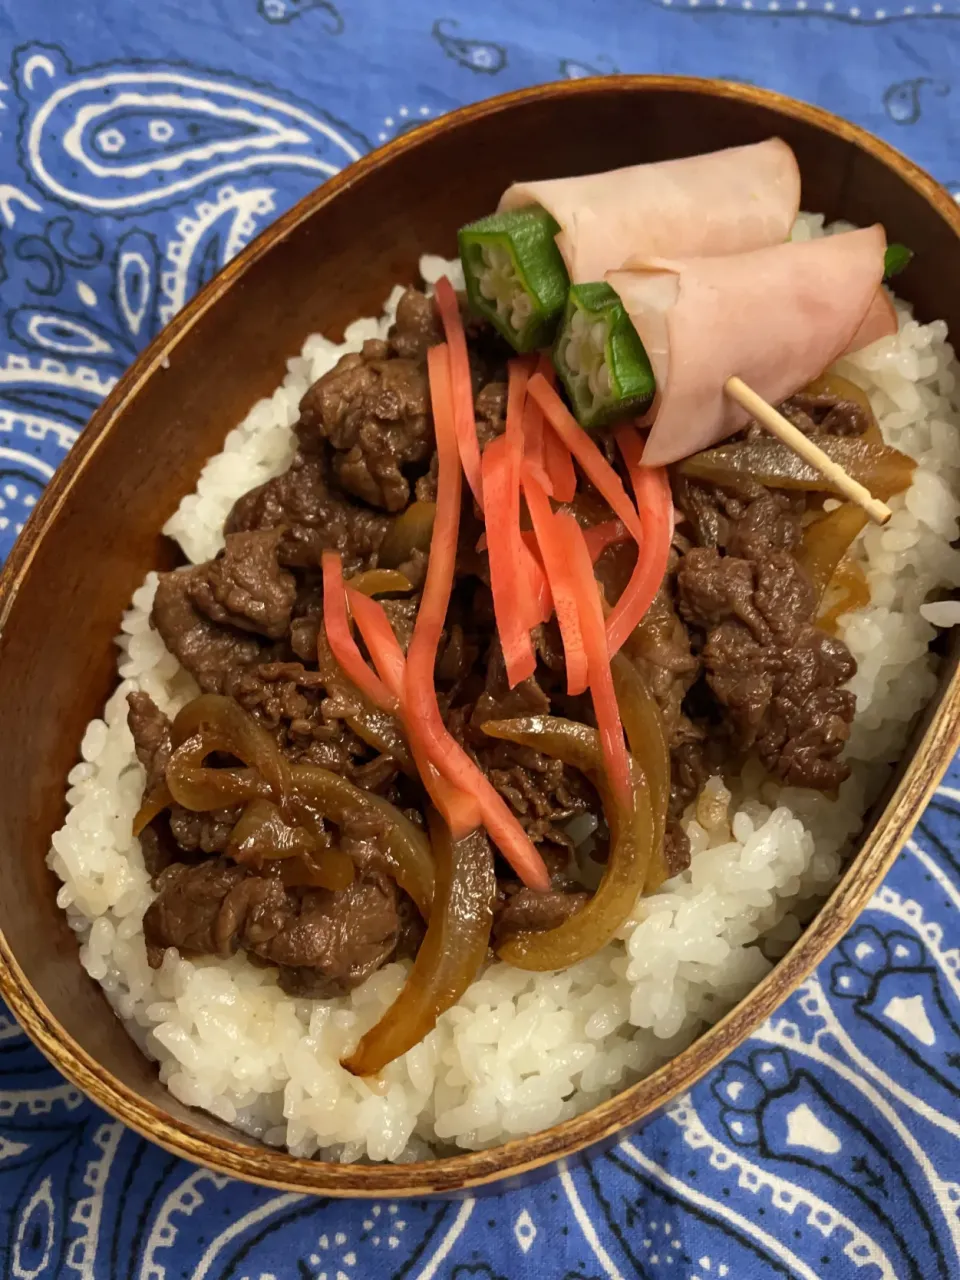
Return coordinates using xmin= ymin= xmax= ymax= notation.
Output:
xmin=0 ymin=77 xmax=958 ymax=1198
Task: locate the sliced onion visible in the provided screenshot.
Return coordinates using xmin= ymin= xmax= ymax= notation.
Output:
xmin=340 ymin=814 xmax=494 ymax=1077
xmin=611 ymin=655 xmax=670 ymax=892
xmin=378 ymin=501 xmax=437 ymax=569
xmin=171 ymin=693 xmax=290 ymax=801
xmin=677 ymin=435 xmax=915 ymax=501
xmin=482 ymin=716 xmax=654 ymax=971
xmin=291 ymin=764 xmax=434 ymax=917
xmin=346 ymin=569 xmax=415 ymax=596
xmin=165 ymin=732 xmax=266 ymax=811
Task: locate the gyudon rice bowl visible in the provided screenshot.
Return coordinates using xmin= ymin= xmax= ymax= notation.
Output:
xmin=49 ymin=138 xmax=960 ymax=1163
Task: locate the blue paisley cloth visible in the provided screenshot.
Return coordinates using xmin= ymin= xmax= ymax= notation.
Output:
xmin=1 ymin=0 xmax=960 ymax=1275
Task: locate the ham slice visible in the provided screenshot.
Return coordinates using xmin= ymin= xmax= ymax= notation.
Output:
xmin=606 ymin=225 xmax=888 ymax=467
xmin=499 ymin=139 xmax=800 ymax=284
xmin=843 ymin=287 xmax=898 ymax=354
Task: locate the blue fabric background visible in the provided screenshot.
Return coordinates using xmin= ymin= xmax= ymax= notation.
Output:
xmin=1 ymin=1 xmax=960 ymax=1275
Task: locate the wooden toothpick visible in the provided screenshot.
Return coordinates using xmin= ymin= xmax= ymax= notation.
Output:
xmin=724 ymin=376 xmax=891 ymax=527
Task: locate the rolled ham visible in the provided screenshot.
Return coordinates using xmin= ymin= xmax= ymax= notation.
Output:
xmin=606 ymin=225 xmax=888 ymax=467
xmin=499 ymin=139 xmax=800 ymax=284
xmin=843 ymin=287 xmax=898 ymax=354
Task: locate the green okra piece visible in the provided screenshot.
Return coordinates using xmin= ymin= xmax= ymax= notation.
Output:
xmin=458 ymin=205 xmax=570 ymax=352
xmin=884 ymin=243 xmax=913 ymax=279
xmin=553 ymin=282 xmax=656 ymax=430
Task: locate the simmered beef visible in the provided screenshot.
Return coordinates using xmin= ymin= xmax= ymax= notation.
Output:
xmin=253 ymin=874 xmax=400 ymax=993
xmin=471 ymin=735 xmax=592 ymax=847
xmin=663 ymin=820 xmax=694 ymax=880
xmin=414 ymin=454 xmax=439 ymax=504
xmin=493 ymin=885 xmax=588 ymax=948
xmin=168 ymin=807 xmax=240 ymax=855
xmin=678 ymin=546 xmax=814 ymax=641
xmin=297 ymin=343 xmax=433 ymax=511
xmin=464 ymin=309 xmax=511 ymax=391
xmin=777 ymin=390 xmax=870 ymax=438
xmin=144 ymin=859 xmax=401 ymax=996
xmin=628 ymin=577 xmax=700 ymax=744
xmin=188 ymin=528 xmax=296 ymax=640
xmin=380 ymin=597 xmax=419 ymax=655
xmin=134 ymin=306 xmax=862 ymax=997
xmin=127 ymin=691 xmax=241 ymax=863
xmin=222 ymin=658 xmax=394 ymax=781
xmin=388 ymin=287 xmax=443 ymax=361
xmin=127 ymin=691 xmax=172 ymax=794
xmin=669 ymin=729 xmax=711 ymax=818
xmin=448 ymin=639 xmax=594 ymax=847
xmin=703 ymin=622 xmax=856 ymax=788
xmin=617 ymin=551 xmax=705 ymax=877
xmin=673 ymin=480 xmax=803 ymax=559
xmin=152 ymin=568 xmax=264 ymax=693
xmin=678 ymin=545 xmax=856 ymax=791
xmin=226 ymin=451 xmax=388 ymax=572
xmin=474 ymin=382 xmax=508 ymax=449
xmin=137 ymin=821 xmax=182 ymax=877
xmin=678 ymin=549 xmax=761 ymax=634
xmin=726 ymin=491 xmax=803 ymax=562
xmin=144 ymin=860 xmax=246 ymax=965
xmin=224 ymin=659 xmax=324 ymax=729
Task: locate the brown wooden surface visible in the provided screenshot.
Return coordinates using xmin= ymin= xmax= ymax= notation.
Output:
xmin=1 ymin=77 xmax=959 ymax=1198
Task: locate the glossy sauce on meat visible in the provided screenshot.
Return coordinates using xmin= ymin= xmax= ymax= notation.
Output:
xmin=133 ymin=284 xmax=862 ymax=994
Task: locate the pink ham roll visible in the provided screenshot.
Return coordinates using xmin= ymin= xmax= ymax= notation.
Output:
xmin=606 ymin=225 xmax=888 ymax=467
xmin=499 ymin=139 xmax=801 ymax=284
xmin=844 ymin=287 xmax=898 ymax=354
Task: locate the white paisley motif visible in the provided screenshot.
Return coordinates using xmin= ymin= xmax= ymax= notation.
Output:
xmin=115 ymin=233 xmax=156 ymax=337
xmin=138 ymin=1168 xmax=231 ymax=1280
xmin=23 ymin=312 xmax=115 ymax=358
xmin=753 ymin=1021 xmax=960 ymax=1261
xmin=188 ymin=1192 xmax=308 ymax=1280
xmin=0 ymin=414 xmax=77 ymax=452
xmin=410 ymin=1198 xmax=474 ymax=1280
xmin=871 ymin=881 xmax=960 ymax=995
xmin=798 ymin=976 xmax=960 ymax=1140
xmin=0 ymin=354 xmax=116 ymax=401
xmin=667 ymin=1095 xmax=896 ymax=1274
xmin=21 ymin=54 xmax=56 ymax=92
xmin=21 ymin=59 xmax=364 ymax=211
xmin=558 ymin=1165 xmax=626 ymax=1280
xmin=159 ymin=183 xmax=276 ymax=323
xmin=0 ymin=1013 xmax=25 ymax=1042
xmin=66 ymin=1121 xmax=124 ymax=1280
xmin=13 ymin=1175 xmax=56 ymax=1279
xmin=0 ymin=184 xmax=41 ymax=227
xmin=618 ymin=1139 xmax=826 ymax=1280
xmin=0 ymin=1083 xmax=84 ymax=1116
xmin=906 ymin=838 xmax=960 ymax=949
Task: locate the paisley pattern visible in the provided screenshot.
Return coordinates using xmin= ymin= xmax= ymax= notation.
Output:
xmin=432 ymin=20 xmax=508 ymax=75
xmin=257 ymin=0 xmax=345 ymax=30
xmin=646 ymin=0 xmax=960 ymax=20
xmin=1 ymin=1 xmax=960 ymax=1274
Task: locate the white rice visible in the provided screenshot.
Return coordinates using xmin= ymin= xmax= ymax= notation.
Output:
xmin=47 ymin=221 xmax=960 ymax=1161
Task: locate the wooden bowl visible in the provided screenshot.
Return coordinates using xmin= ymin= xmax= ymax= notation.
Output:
xmin=1 ymin=76 xmax=958 ymax=1198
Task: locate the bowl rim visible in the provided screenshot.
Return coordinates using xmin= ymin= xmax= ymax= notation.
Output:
xmin=2 ymin=73 xmax=960 ymax=1197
